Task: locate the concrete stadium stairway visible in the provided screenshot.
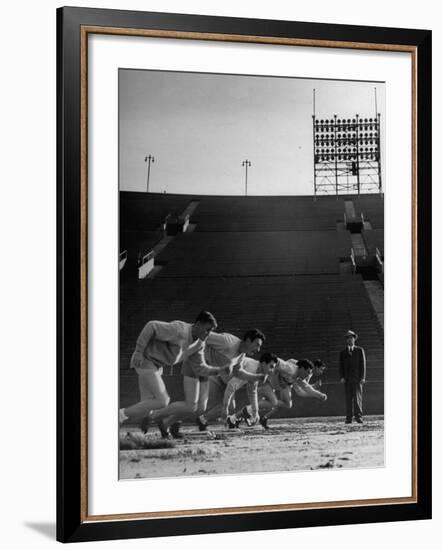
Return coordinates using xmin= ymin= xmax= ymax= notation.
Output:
xmin=350 ymin=234 xmax=368 ymax=258
xmin=363 ymin=281 xmax=384 ymax=330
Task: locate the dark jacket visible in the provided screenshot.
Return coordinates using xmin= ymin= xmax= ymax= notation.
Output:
xmin=339 ymin=346 xmax=366 ymax=382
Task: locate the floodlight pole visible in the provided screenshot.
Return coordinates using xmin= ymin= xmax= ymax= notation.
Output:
xmin=313 ymin=89 xmax=317 ymax=200
xmin=242 ymin=159 xmax=251 ymax=196
xmin=377 ymin=113 xmax=382 ymax=194
xmin=333 ymin=114 xmax=339 ymax=197
xmin=374 ymin=88 xmax=378 ymax=119
xmin=355 ymin=116 xmax=361 ymax=195
xmin=144 ymin=154 xmax=155 ymax=193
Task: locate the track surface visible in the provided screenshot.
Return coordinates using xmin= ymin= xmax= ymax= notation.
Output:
xmin=119 ymin=415 xmax=384 ymax=479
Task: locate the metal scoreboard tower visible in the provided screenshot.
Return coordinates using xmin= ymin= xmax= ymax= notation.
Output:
xmin=312 ymin=91 xmax=383 ymax=196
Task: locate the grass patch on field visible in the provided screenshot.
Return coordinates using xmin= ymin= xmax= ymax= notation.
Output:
xmin=120 ymin=432 xmax=176 ymax=450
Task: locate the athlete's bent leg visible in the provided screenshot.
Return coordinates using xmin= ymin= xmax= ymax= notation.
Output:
xmin=258 ymin=384 xmax=280 ymax=418
xmin=264 ymin=386 xmax=292 ymax=419
xmin=201 ymin=378 xmax=225 ymax=422
xmin=152 ymin=376 xmax=200 ymax=427
xmin=196 ymin=380 xmax=210 ymax=416
xmin=164 ymin=379 xmax=211 ymax=426
xmin=121 ymin=368 xmax=170 ymax=422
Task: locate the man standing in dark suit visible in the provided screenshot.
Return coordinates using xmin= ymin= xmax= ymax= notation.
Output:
xmin=339 ymin=330 xmax=366 ymax=424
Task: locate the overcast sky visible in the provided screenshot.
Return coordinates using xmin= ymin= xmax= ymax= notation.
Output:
xmin=119 ymin=69 xmax=385 ymax=196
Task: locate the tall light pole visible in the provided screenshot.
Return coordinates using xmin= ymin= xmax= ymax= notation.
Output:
xmin=242 ymin=159 xmax=251 ymax=196
xmin=144 ymin=154 xmax=155 ymax=192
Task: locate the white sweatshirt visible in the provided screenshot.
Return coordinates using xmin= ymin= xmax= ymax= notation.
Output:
xmin=132 ymin=320 xmax=194 ymax=368
xmin=223 ymin=358 xmax=265 ymax=417
xmin=205 ymin=332 xmax=246 ymax=382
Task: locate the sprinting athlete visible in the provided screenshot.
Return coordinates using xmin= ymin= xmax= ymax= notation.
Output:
xmin=197 ymin=329 xmax=267 ymax=429
xmin=119 ymin=311 xmax=218 ymax=425
xmin=141 ymin=338 xmax=231 ymax=438
xmin=221 ymin=353 xmax=278 ymax=428
xmin=306 ymin=359 xmax=327 ymax=389
xmin=250 ymin=358 xmax=327 ymax=429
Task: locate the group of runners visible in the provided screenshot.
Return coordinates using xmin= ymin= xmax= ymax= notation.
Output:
xmin=119 ymin=310 xmax=328 ymax=439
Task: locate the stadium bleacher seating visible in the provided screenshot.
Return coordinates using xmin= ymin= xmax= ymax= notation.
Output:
xmin=120 ymin=230 xmax=163 ymax=261
xmin=119 ymin=191 xmax=384 ymax=416
xmin=120 ymin=191 xmax=193 ymax=231
xmin=156 ymin=231 xmax=352 ymax=276
xmin=362 ymin=229 xmax=384 ymax=256
xmin=353 ymin=194 xmax=384 ymax=228
xmin=193 ymin=195 xmax=347 ymax=231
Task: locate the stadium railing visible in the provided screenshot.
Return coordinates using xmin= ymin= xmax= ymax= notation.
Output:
xmin=119 ymin=250 xmax=127 ymax=271
xmin=138 ymin=250 xmax=155 ymax=279
xmin=350 ymin=248 xmax=357 ymax=273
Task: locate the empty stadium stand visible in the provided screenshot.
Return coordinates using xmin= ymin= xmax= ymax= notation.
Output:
xmin=120 ymin=191 xmax=193 ymax=231
xmin=353 ymin=194 xmax=384 ymax=228
xmin=362 ymin=228 xmax=384 ymax=256
xmin=193 ymin=195 xmax=347 ymax=232
xmin=120 ymin=230 xmax=163 ymax=261
xmin=120 ymin=191 xmax=384 ymax=418
xmin=156 ymin=231 xmax=352 ymax=277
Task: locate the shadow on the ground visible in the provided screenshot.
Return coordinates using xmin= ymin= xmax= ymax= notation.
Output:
xmin=24 ymin=522 xmax=56 ymax=540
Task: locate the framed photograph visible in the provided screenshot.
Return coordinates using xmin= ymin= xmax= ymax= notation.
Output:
xmin=57 ymin=6 xmax=431 ymax=543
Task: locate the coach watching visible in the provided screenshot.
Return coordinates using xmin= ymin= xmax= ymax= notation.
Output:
xmin=339 ymin=330 xmax=366 ymax=424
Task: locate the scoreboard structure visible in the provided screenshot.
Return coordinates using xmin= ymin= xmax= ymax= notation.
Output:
xmin=312 ymin=113 xmax=382 ymax=196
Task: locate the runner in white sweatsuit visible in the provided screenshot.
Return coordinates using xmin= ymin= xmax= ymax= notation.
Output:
xmin=198 ymin=329 xmax=267 ymax=428
xmin=222 ymin=353 xmax=278 ymax=427
xmin=119 ymin=311 xmax=218 ymax=424
xmin=256 ymin=358 xmax=327 ymax=429
xmin=142 ymin=338 xmax=231 ymax=437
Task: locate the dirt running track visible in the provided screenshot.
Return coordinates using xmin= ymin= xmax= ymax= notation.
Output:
xmin=119 ymin=415 xmax=384 ymax=480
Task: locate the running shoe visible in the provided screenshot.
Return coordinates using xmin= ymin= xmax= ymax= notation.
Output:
xmin=196 ymin=416 xmax=208 ymax=432
xmin=140 ymin=413 xmax=151 ymax=434
xmin=158 ymin=419 xmax=171 ymax=439
xmin=259 ymin=416 xmax=270 ymax=430
xmin=170 ymin=422 xmax=184 ymax=439
xmin=226 ymin=415 xmax=241 ymax=429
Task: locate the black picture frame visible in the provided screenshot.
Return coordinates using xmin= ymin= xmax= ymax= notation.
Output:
xmin=57 ymin=6 xmax=432 ymax=543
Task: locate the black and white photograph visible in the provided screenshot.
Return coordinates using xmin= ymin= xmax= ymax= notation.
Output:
xmin=118 ymin=69 xmax=385 ymax=480
xmin=0 ymin=0 xmax=436 ymax=545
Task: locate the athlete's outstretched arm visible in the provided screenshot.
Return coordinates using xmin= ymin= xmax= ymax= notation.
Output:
xmin=293 ymin=379 xmax=327 ymax=400
xmin=187 ymin=348 xmax=229 ymax=377
xmin=235 ymin=367 xmax=265 ymax=382
xmin=246 ymin=382 xmax=259 ymax=419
